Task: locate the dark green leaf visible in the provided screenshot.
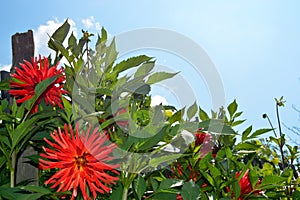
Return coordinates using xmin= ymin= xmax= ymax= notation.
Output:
xmin=181 ymin=180 xmax=201 ymax=200
xmin=158 ymin=179 xmax=183 ymax=190
xmin=110 ymin=184 xmax=123 ymax=200
xmin=48 ymin=20 xmax=70 ymax=51
xmin=133 ymin=175 xmax=147 ymax=200
xmin=0 ymin=79 xmax=10 ymax=90
xmin=292 ymin=190 xmax=300 ymax=200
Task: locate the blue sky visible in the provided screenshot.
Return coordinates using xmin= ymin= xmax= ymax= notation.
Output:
xmin=1 ymin=1 xmax=300 ymax=142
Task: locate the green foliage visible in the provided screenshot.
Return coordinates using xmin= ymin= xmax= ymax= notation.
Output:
xmin=0 ymin=20 xmax=299 ymax=200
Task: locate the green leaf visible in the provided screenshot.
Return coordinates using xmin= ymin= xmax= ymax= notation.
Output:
xmin=260 ymin=175 xmax=286 ymax=186
xmin=236 ymin=142 xmax=261 ymax=151
xmin=227 ymin=99 xmax=237 ymax=118
xmin=292 ymin=190 xmax=300 ymax=200
xmin=114 ymin=55 xmax=152 ymax=74
xmin=134 ymin=61 xmax=155 ymax=78
xmin=151 ymin=177 xmax=159 ymax=191
xmin=0 ymin=79 xmax=10 ymax=90
xmin=153 ymin=192 xmax=177 ymax=200
xmin=133 ymin=175 xmax=147 ymax=200
xmin=199 ymin=107 xmax=210 ymax=121
xmin=249 ymin=128 xmax=272 ymax=139
xmin=138 ymin=126 xmax=168 ymax=151
xmin=198 ymin=119 xmax=237 ymax=135
xmin=48 ymin=19 xmax=70 ymax=51
xmin=18 ymin=186 xmax=52 ymax=195
xmin=158 ymin=179 xmax=183 ymax=190
xmin=241 ymin=126 xmax=252 ymax=142
xmin=181 ymin=180 xmax=201 ymax=200
xmin=231 ymin=119 xmax=246 ymax=126
xmin=11 ymin=117 xmax=38 ymax=150
xmin=26 ymin=76 xmax=57 ymax=113
xmin=187 ymin=101 xmax=198 ymax=120
xmin=169 ymin=108 xmax=184 ymax=124
xmin=149 ymin=154 xmax=182 ymax=169
xmin=110 ymin=184 xmax=123 ymax=200
xmin=147 ymin=71 xmax=178 ymax=85
xmin=232 ymin=181 xmax=241 ymax=199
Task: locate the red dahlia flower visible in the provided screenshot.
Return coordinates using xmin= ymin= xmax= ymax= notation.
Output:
xmin=194 ymin=129 xmax=216 ymax=158
xmin=235 ymin=169 xmax=262 ymax=200
xmin=39 ymin=123 xmax=119 ymax=200
xmin=9 ymin=56 xmax=67 ymax=113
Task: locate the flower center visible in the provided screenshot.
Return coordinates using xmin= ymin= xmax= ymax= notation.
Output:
xmin=75 ymin=154 xmax=87 ymax=169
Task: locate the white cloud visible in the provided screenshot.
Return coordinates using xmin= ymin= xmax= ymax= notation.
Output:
xmin=151 ymin=95 xmax=168 ymax=107
xmin=82 ymin=16 xmax=102 ymax=32
xmin=0 ymin=64 xmax=11 ymax=72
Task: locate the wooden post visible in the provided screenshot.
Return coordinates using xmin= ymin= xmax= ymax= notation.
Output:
xmin=11 ymin=30 xmax=34 ymax=73
xmin=0 ymin=71 xmax=10 ymax=99
xmin=11 ymin=30 xmax=38 ymax=185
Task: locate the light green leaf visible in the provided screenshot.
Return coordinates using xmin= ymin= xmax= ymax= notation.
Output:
xmin=187 ymin=101 xmax=198 ymax=120
xmin=147 ymin=71 xmax=178 ymax=85
xmin=114 ymin=55 xmax=152 ymax=74
xmin=199 ymin=107 xmax=210 ymax=121
xmin=249 ymin=128 xmax=272 ymax=139
xmin=227 ymin=99 xmax=237 ymax=118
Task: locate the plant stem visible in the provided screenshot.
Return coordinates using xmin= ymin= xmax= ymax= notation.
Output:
xmin=276 ymin=103 xmax=285 ymax=169
xmin=122 ymin=185 xmax=128 ymax=200
xmin=10 ymin=151 xmax=17 ymax=188
xmin=265 ymin=114 xmax=277 ymax=137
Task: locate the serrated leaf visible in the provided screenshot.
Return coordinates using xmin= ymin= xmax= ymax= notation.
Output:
xmin=147 ymin=71 xmax=178 ymax=85
xmin=187 ymin=101 xmax=198 ymax=120
xmin=114 ymin=55 xmax=152 ymax=74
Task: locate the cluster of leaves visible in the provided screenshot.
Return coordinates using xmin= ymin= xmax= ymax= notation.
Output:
xmin=0 ymin=20 xmax=299 ymax=200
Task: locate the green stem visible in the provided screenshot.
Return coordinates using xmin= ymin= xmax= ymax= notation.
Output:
xmin=10 ymin=151 xmax=17 ymax=188
xmin=122 ymin=186 xmax=129 ymax=200
xmin=275 ymin=103 xmax=285 ymax=169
